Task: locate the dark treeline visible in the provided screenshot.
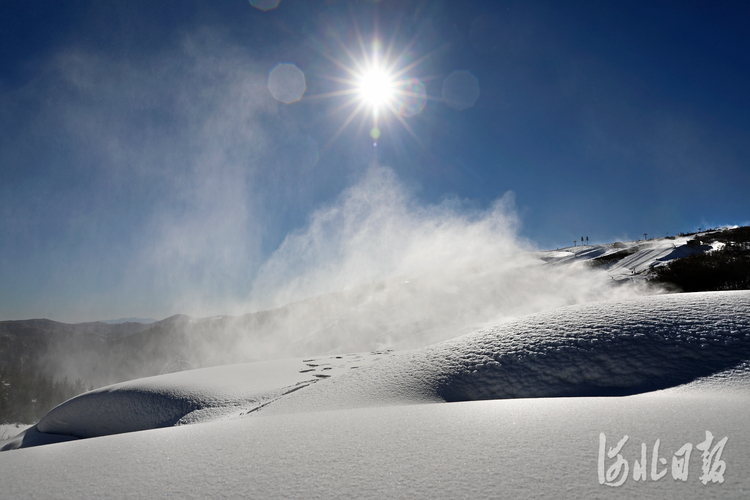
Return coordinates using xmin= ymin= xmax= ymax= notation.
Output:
xmin=653 ymin=227 xmax=750 ymax=292
xmin=0 ymin=363 xmax=87 ymax=424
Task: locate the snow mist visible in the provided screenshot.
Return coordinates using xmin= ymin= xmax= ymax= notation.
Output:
xmin=216 ymin=165 xmax=656 ymax=360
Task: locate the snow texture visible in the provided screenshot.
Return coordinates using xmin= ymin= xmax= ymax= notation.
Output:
xmin=259 ymin=290 xmax=750 ymax=414
xmin=4 ymin=291 xmax=749 ymax=452
xmin=2 ymin=291 xmax=750 ymax=498
xmin=0 ymin=424 xmax=31 ymax=442
xmin=2 ymin=392 xmax=749 ymax=499
xmin=540 ymin=235 xmax=718 ymax=283
xmin=6 ymin=358 xmax=318 ymax=445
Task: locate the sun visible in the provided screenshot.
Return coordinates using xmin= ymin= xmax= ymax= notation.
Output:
xmin=358 ymin=67 xmax=395 ymax=110
xmin=303 ymin=21 xmax=442 ymax=153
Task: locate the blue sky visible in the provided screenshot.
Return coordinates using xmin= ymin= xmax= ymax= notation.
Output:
xmin=1 ymin=1 xmax=749 ymax=322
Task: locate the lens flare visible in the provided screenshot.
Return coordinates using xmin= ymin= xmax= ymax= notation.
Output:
xmin=394 ymin=78 xmax=427 ymax=117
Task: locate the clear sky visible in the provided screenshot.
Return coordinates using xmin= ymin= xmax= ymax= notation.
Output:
xmin=2 ymin=1 xmax=749 ymax=322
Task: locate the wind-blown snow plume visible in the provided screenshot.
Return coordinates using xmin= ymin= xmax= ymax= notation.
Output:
xmin=38 ymin=166 xmax=665 ymax=382
xmin=250 ymin=166 xmax=523 ymax=308
xmin=226 ymin=165 xmax=659 ymax=359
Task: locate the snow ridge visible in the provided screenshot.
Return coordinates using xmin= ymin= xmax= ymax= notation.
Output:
xmin=434 ymin=290 xmax=750 ymax=401
xmin=4 ymin=291 xmax=749 ymax=450
xmin=260 ymin=291 xmax=750 ymax=414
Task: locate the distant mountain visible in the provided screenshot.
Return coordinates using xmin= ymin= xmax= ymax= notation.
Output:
xmin=100 ymin=318 xmax=158 ymax=325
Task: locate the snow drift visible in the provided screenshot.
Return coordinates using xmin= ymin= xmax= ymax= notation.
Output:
xmin=4 ymin=291 xmax=749 ymax=451
xmin=260 ymin=290 xmax=750 ymax=414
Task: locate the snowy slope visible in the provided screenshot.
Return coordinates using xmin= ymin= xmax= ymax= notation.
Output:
xmin=539 ymin=234 xmax=721 ymax=283
xmin=258 ymin=290 xmax=750 ymax=414
xmin=5 ymin=291 xmax=749 ymax=448
xmin=1 ymin=383 xmax=748 ymax=498
xmin=1 ymin=291 xmax=749 ymax=498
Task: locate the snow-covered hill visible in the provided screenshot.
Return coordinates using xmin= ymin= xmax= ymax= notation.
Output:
xmin=540 ymin=233 xmax=722 ymax=282
xmin=2 ymin=291 xmax=749 ymax=498
xmin=2 ymin=228 xmax=749 ymax=498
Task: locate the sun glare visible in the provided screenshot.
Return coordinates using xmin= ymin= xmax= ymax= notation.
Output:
xmin=303 ymin=19 xmax=443 ymax=153
xmin=358 ymin=67 xmax=394 ymax=109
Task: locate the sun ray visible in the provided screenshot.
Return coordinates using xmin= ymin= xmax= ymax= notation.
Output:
xmin=318 ymin=74 xmax=362 ymax=86
xmin=294 ymin=94 xmax=362 ymax=141
xmin=385 ymin=101 xmax=426 ymax=150
xmin=391 ymin=42 xmax=451 ymax=81
xmin=303 ymin=89 xmax=361 ymax=100
xmin=326 ymin=95 xmax=364 ymax=119
xmin=355 ymin=102 xmax=371 ymax=138
xmin=385 ymin=33 xmax=419 ymax=76
xmin=403 ymin=74 xmax=444 ymax=83
xmin=349 ymin=12 xmax=372 ymax=71
xmin=319 ymin=49 xmax=362 ymax=80
xmin=391 ymin=88 xmax=444 ymax=102
xmin=382 ymin=18 xmax=403 ymax=67
xmin=321 ymin=100 xmax=369 ymax=153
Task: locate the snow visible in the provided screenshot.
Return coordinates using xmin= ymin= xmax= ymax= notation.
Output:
xmin=1 ymin=291 xmax=749 ymax=498
xmin=9 ymin=354 xmax=392 ymax=443
xmin=1 ymin=391 xmax=748 ymax=499
xmin=608 ymin=238 xmax=711 ymax=276
xmin=0 ymin=424 xmax=31 ymax=442
xmin=539 ymin=235 xmax=723 ymax=285
xmin=257 ymin=291 xmax=750 ymax=415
